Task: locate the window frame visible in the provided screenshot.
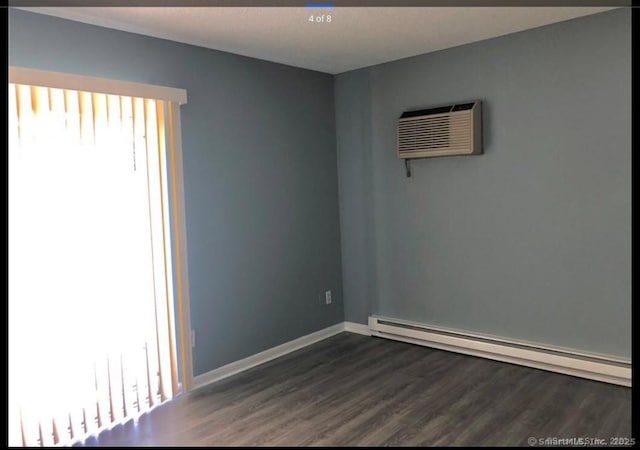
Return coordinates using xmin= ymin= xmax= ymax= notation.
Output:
xmin=8 ymin=65 xmax=195 ymax=393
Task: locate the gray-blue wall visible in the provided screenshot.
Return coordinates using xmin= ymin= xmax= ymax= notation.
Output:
xmin=9 ymin=7 xmax=631 ymax=368
xmin=335 ymin=9 xmax=631 ymax=358
xmin=8 ymin=8 xmax=344 ymax=376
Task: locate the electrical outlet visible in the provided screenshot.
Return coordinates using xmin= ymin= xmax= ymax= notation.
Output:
xmin=191 ymin=329 xmax=196 ymax=348
xmin=325 ymin=290 xmax=332 ymax=305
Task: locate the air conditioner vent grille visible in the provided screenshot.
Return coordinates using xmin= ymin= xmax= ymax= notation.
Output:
xmin=397 ymin=100 xmax=482 ymax=158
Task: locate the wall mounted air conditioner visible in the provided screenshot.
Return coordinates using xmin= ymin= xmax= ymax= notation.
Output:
xmin=397 ymin=100 xmax=482 ymax=159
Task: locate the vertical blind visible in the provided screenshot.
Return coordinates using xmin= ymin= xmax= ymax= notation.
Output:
xmin=8 ymin=82 xmax=180 ymax=447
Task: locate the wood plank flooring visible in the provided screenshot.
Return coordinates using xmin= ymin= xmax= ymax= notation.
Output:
xmin=78 ymin=332 xmax=632 ymax=447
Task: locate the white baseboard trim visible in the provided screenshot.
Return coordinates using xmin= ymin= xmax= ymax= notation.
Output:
xmin=192 ymin=323 xmax=345 ymax=390
xmin=344 ymin=321 xmax=372 ymax=336
xmin=368 ymin=315 xmax=631 ymax=387
xmin=191 ymin=317 xmax=627 ymax=391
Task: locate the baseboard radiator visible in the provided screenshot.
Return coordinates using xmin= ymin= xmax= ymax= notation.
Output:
xmin=368 ymin=316 xmax=631 ymax=387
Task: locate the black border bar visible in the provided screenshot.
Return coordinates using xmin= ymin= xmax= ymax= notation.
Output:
xmin=6 ymin=0 xmax=634 ymax=7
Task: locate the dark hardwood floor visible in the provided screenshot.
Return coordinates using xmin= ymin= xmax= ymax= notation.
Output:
xmin=78 ymin=332 xmax=632 ymax=447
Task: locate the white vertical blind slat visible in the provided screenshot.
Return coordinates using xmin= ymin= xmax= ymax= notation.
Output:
xmin=157 ymin=100 xmax=179 ymax=399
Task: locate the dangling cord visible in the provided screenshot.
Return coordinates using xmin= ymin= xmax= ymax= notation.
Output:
xmin=405 ymin=159 xmax=412 ymax=178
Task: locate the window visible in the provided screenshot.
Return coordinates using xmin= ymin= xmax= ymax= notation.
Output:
xmin=8 ymin=68 xmax=192 ymax=447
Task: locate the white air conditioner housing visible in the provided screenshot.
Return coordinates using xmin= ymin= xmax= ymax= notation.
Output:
xmin=397 ymin=100 xmax=482 ymax=159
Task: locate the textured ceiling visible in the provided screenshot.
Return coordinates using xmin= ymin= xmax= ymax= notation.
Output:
xmin=19 ymin=6 xmax=615 ymax=74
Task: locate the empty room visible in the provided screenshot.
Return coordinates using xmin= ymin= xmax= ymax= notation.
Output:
xmin=7 ymin=2 xmax=633 ymax=447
